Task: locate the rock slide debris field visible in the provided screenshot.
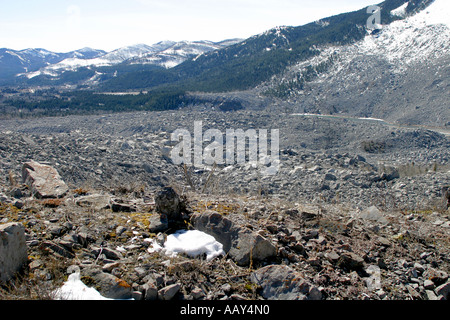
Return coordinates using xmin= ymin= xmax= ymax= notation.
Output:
xmin=0 ymin=109 xmax=449 ymax=300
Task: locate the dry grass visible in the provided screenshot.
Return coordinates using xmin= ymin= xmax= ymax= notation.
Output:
xmin=0 ymin=254 xmax=71 ymax=300
xmin=41 ymin=199 xmax=63 ymax=208
xmin=191 ymin=199 xmax=241 ymax=216
xmin=73 ymin=187 xmax=89 ymax=196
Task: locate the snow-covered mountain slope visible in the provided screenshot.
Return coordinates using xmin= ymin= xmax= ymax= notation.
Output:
xmin=262 ymin=0 xmax=449 ymax=127
xmin=68 ymin=47 xmax=107 ymax=60
xmin=0 ymin=47 xmax=106 ymax=81
xmin=21 ymin=39 xmax=242 ymax=79
xmin=357 ymin=0 xmax=449 ymax=70
xmin=127 ymin=40 xmax=241 ymax=68
xmin=23 ymin=44 xmax=159 ymax=78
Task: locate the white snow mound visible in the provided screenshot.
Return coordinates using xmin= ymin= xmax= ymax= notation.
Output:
xmin=159 ymin=230 xmax=225 ymax=261
xmin=53 ymin=272 xmax=111 ymax=300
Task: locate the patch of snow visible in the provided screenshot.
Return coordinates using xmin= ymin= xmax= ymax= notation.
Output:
xmin=20 ymin=48 xmax=59 ymax=58
xmin=53 ymin=272 xmax=112 ymax=300
xmin=6 ymin=50 xmax=26 ymax=63
xmin=415 ymin=0 xmax=450 ymax=27
xmin=20 ymin=68 xmax=58 ymax=79
xmin=57 ymin=56 xmax=112 ymax=69
xmin=292 ymin=113 xmax=325 ymax=116
xmin=162 ymin=60 xmax=182 ymax=68
xmin=273 ymin=0 xmax=450 ymax=89
xmin=390 ymin=2 xmax=408 ymax=18
xmin=355 ymin=0 xmax=450 ymax=70
xmin=146 ymin=238 xmax=163 ymax=253
xmin=83 ymin=71 xmax=104 ymax=85
xmin=148 ymin=229 xmax=224 ymax=261
xmin=21 ymin=40 xmax=231 ymax=77
xmin=23 ymin=70 xmax=41 ymax=79
xmin=315 ymin=19 xmax=330 ymax=27
xmin=192 ymin=53 xmax=203 ymax=61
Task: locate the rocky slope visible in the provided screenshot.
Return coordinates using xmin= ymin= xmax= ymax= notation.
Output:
xmin=0 ymin=169 xmax=449 ymax=301
xmin=0 ymin=108 xmax=449 ymax=300
xmin=1 ymin=108 xmax=448 ymax=209
xmin=260 ymin=0 xmax=450 ymax=127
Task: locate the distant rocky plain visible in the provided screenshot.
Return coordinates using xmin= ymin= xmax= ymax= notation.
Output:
xmin=0 ymin=106 xmax=449 ymax=300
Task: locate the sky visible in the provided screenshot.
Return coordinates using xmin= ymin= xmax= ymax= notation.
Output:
xmin=1 ymin=0 xmax=380 ymax=52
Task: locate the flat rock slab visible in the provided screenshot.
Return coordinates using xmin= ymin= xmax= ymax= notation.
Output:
xmin=358 ymin=206 xmax=388 ymax=225
xmin=22 ymin=160 xmax=69 ymax=199
xmin=191 ymin=210 xmax=277 ymax=266
xmin=158 ymin=283 xmax=181 ymax=300
xmin=148 ymin=214 xmax=169 ymax=233
xmin=250 ymin=265 xmax=322 ymax=300
xmin=435 ymin=281 xmax=450 ymax=300
xmin=229 ymin=228 xmax=277 ymax=267
xmin=82 ymin=268 xmax=132 ymax=300
xmin=75 ymin=194 xmax=111 ymax=210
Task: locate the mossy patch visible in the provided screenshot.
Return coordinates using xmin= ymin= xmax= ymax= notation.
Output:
xmin=192 ymin=200 xmax=241 ymax=216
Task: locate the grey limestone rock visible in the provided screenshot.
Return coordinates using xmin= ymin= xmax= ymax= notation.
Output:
xmin=0 ymin=223 xmax=28 ymax=283
xmin=22 ymin=160 xmax=68 ymax=199
xmin=191 ymin=210 xmax=276 ymax=266
xmin=250 ymin=265 xmax=322 ymax=300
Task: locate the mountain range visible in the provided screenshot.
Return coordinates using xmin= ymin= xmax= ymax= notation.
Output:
xmin=0 ymin=39 xmax=242 ymax=85
xmin=0 ymin=47 xmax=105 ymax=83
xmin=1 ymin=0 xmax=448 ymax=127
xmin=99 ymin=0 xmax=448 ymax=95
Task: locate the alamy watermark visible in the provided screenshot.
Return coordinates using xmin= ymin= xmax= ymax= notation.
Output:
xmin=367 ymin=5 xmax=382 ymax=30
xmin=170 ymin=121 xmax=280 ymax=176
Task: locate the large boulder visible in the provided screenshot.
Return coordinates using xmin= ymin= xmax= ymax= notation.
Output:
xmin=336 ymin=252 xmax=365 ymax=270
xmin=0 ymin=223 xmax=28 ymax=283
xmin=148 ymin=214 xmax=169 ymax=233
xmin=155 ymin=187 xmax=182 ymax=221
xmin=82 ymin=268 xmax=132 ymax=300
xmin=190 ymin=210 xmax=234 ymax=251
xmin=158 ymin=283 xmax=181 ymax=300
xmin=379 ymin=165 xmax=400 ymax=181
xmin=357 ymin=206 xmax=388 ymax=225
xmin=435 ymin=281 xmax=450 ymax=300
xmin=442 ymin=186 xmax=450 ymax=210
xmin=250 ymin=265 xmax=322 ymax=300
xmin=229 ymin=228 xmax=277 ymax=267
xmin=190 ymin=211 xmax=277 ymax=266
xmin=22 ymin=160 xmax=69 ymax=199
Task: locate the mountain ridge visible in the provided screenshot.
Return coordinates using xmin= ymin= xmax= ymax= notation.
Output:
xmin=1 ymin=0 xmax=448 ymax=127
xmin=0 ymin=39 xmax=243 ymax=85
xmin=0 ymin=47 xmax=107 ymax=83
xmin=259 ymin=0 xmax=449 ymax=126
xmin=102 ymin=0 xmax=414 ymax=92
